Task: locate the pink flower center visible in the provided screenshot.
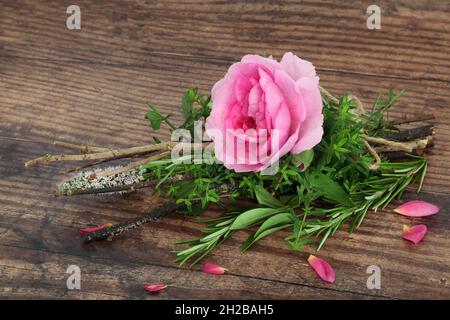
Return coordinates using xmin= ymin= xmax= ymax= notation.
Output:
xmin=233 ymin=115 xmax=256 ymax=131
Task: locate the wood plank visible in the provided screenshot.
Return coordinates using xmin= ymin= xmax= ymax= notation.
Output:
xmin=0 ymin=240 xmax=375 ymax=300
xmin=0 ymin=140 xmax=449 ymax=299
xmin=1 ymin=0 xmax=450 ymax=300
xmin=1 ymin=0 xmax=449 ymax=81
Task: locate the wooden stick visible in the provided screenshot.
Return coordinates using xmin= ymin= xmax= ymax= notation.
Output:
xmin=62 ymin=159 xmax=113 ymax=174
xmin=389 ymin=115 xmax=435 ymax=125
xmin=384 ymin=125 xmax=434 ymax=142
xmin=25 ymin=142 xmax=204 ymax=166
xmin=83 ymin=203 xmax=184 ymax=242
xmin=57 ymin=179 xmax=158 ymax=196
xmin=364 ymin=141 xmax=381 ymax=170
xmin=348 ymin=94 xmax=365 ymax=114
xmin=319 ymin=86 xmax=339 ymax=103
xmin=96 ymin=151 xmax=171 ymax=178
xmin=54 ymin=141 xmax=110 ymax=153
xmin=56 ymin=174 xmax=190 ymax=196
xmin=361 ymin=134 xmax=415 ymax=152
xmin=62 ymin=151 xmax=164 ymax=174
xmin=375 ymin=136 xmax=432 ymax=153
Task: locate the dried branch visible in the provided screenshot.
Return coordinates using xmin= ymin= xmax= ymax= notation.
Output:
xmin=319 ymin=86 xmax=339 ymax=103
xmin=364 ymin=141 xmax=381 ymax=170
xmin=62 ymin=159 xmax=113 ymax=174
xmin=25 ymin=142 xmax=205 ymax=167
xmin=56 ymin=174 xmax=190 ymax=196
xmin=389 ymin=115 xmax=435 ymax=125
xmin=96 ymin=151 xmax=171 ymax=178
xmin=83 ymin=202 xmax=184 ymax=242
xmin=375 ymin=136 xmax=432 ymax=153
xmin=361 ymin=134 xmax=415 ymax=152
xmin=54 ymin=141 xmax=110 ymax=153
xmin=384 ymin=125 xmax=434 ymax=142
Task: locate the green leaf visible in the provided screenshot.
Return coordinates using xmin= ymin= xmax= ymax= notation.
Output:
xmin=254 ymin=185 xmax=284 ymax=208
xmin=229 ymin=208 xmax=277 ymax=230
xmin=181 ymin=88 xmax=197 ymax=119
xmin=291 ymin=149 xmax=314 ymax=171
xmin=145 ymin=105 xmax=170 ymax=130
xmin=286 ymin=237 xmax=313 ymax=251
xmin=310 ymin=173 xmax=354 ymax=207
xmin=242 ymin=224 xmax=291 ymax=251
xmin=254 ymin=212 xmax=292 ymax=238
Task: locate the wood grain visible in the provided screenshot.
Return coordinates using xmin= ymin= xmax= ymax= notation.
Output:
xmin=0 ymin=0 xmax=449 ymax=299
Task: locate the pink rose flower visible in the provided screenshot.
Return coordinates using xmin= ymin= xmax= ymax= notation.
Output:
xmin=205 ymin=52 xmax=323 ymax=172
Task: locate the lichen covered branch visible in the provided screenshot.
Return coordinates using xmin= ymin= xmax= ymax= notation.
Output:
xmin=83 ymin=202 xmax=184 ymax=242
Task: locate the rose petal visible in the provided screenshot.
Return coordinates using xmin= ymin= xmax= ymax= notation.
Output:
xmin=79 ymin=223 xmax=112 ymax=234
xmin=394 ymin=200 xmax=439 ymax=217
xmin=280 ymin=52 xmax=317 ymax=81
xmin=203 ymin=263 xmax=228 ymax=275
xmin=307 ymin=255 xmax=335 ymax=283
xmin=143 ymin=283 xmax=167 ymax=293
xmin=402 ymin=224 xmax=427 ymax=245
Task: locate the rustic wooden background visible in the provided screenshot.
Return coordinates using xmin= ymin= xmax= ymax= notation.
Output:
xmin=1 ymin=0 xmax=449 ymax=299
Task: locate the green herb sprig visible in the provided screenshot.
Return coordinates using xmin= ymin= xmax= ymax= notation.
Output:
xmin=142 ymin=88 xmax=428 ymax=266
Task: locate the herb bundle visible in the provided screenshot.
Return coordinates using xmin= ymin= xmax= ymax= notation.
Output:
xmin=26 ymin=57 xmax=434 ymax=266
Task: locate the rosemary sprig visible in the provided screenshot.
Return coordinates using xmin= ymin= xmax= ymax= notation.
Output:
xmin=175 ymin=157 xmax=427 ymax=264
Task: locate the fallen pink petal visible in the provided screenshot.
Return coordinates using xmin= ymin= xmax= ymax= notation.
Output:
xmin=203 ymin=263 xmax=228 ymax=275
xmin=402 ymin=224 xmax=427 ymax=245
xmin=307 ymin=255 xmax=335 ymax=283
xmin=394 ymin=200 xmax=439 ymax=217
xmin=143 ymin=283 xmax=167 ymax=293
xmin=79 ymin=223 xmax=112 ymax=234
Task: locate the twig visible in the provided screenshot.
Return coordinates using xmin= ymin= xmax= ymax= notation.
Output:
xmin=375 ymin=136 xmax=432 ymax=153
xmin=319 ymin=86 xmax=339 ymax=103
xmin=319 ymin=88 xmax=434 ymax=165
xmin=83 ymin=203 xmax=184 ymax=242
xmin=57 ymin=180 xmax=156 ymax=196
xmin=62 ymin=151 xmax=165 ymax=174
xmin=25 ymin=142 xmax=204 ymax=166
xmin=96 ymin=151 xmax=171 ymax=178
xmin=364 ymin=141 xmax=381 ymax=170
xmin=348 ymin=94 xmax=365 ymax=115
xmin=54 ymin=141 xmax=110 ymax=153
xmin=361 ymin=134 xmax=415 ymax=152
xmin=389 ymin=115 xmax=435 ymax=125
xmin=346 ymin=93 xmax=383 ymax=169
xmin=384 ymin=125 xmax=434 ymax=142
xmin=62 ymin=159 xmax=113 ymax=174
xmin=56 ymin=174 xmax=190 ymax=196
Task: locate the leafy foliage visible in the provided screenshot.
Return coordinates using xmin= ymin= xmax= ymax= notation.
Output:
xmin=179 ymin=87 xmax=212 ymax=134
xmin=143 ymin=88 xmax=428 ymax=266
xmin=145 ymin=105 xmax=174 ymax=130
